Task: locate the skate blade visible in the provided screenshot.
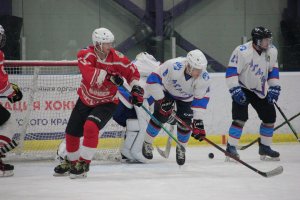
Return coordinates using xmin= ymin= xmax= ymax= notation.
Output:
xmin=53 ymin=172 xmax=69 ymax=177
xmin=69 ymin=172 xmax=87 ymax=179
xmin=260 ymin=155 xmax=280 ymax=161
xmin=0 ymin=170 xmax=14 ymax=177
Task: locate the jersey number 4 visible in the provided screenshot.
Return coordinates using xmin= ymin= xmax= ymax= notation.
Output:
xmin=230 ymin=55 xmax=238 ymax=64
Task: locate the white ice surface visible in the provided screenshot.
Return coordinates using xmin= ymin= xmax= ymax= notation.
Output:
xmin=0 ymin=144 xmax=299 ymax=200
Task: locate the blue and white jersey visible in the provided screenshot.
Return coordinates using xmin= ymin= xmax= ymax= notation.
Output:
xmin=226 ymin=41 xmax=280 ymax=98
xmin=146 ymin=57 xmax=210 ymax=120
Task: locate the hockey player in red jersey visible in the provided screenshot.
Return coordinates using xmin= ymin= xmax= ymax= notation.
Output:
xmin=0 ymin=25 xmax=23 ymax=177
xmin=53 ymin=27 xmax=144 ymax=178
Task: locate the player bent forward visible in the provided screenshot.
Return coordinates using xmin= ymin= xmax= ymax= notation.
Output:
xmin=142 ymin=49 xmax=211 ymax=165
xmin=53 ymin=27 xmax=144 ymax=178
xmin=0 ymin=25 xmax=23 ymax=177
xmin=225 ymin=26 xmax=281 ymax=161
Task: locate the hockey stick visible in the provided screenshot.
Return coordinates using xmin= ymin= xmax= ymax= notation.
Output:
xmin=156 ymin=126 xmax=173 ymax=158
xmin=237 ymin=138 xmax=259 ymax=150
xmin=119 ymin=85 xmax=185 ymax=152
xmin=171 ymin=112 xmax=283 ymax=178
xmin=274 ymin=102 xmax=300 ymax=142
xmin=237 ymin=111 xmax=300 ymax=150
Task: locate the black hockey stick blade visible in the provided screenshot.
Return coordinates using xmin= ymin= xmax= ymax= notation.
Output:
xmin=258 ymin=165 xmax=283 ymax=178
xmin=156 ymin=136 xmax=172 ymax=159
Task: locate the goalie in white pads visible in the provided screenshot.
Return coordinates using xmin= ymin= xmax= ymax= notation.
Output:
xmin=0 ymin=25 xmax=23 ymax=177
xmin=225 ymin=26 xmax=281 ymax=161
xmin=142 ymin=49 xmax=211 ymax=165
xmin=116 ymin=52 xmax=160 ymax=163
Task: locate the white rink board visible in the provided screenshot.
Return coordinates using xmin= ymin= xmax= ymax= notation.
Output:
xmin=0 ymin=72 xmax=299 ymax=137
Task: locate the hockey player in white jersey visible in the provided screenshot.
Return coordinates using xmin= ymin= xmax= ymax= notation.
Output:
xmin=142 ymin=49 xmax=211 ymax=165
xmin=225 ymin=26 xmax=281 ymax=160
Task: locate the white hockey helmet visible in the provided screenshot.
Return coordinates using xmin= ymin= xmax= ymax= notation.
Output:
xmin=92 ymin=27 xmax=114 ymax=46
xmin=0 ymin=25 xmax=6 ymax=48
xmin=186 ymin=49 xmax=207 ymax=70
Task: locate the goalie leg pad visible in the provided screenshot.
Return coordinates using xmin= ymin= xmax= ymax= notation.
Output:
xmin=131 ymin=106 xmax=149 ymax=163
xmin=121 ymin=131 xmax=138 ymax=161
xmin=121 ymin=119 xmax=139 ymax=161
xmin=126 ymin=118 xmax=140 ymax=132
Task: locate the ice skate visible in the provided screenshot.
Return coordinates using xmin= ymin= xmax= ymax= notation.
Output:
xmin=225 ymin=143 xmax=240 ymax=162
xmin=53 ymin=156 xmax=72 ymax=176
xmin=0 ymin=154 xmax=14 ymax=177
xmin=69 ymin=160 xmax=90 ymax=179
xmin=176 ymin=146 xmax=185 ymax=166
xmin=259 ymin=140 xmax=280 ymax=161
xmin=142 ymin=142 xmax=153 ymax=160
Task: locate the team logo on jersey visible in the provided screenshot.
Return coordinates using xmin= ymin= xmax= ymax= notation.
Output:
xmin=239 ymin=45 xmax=247 ymax=51
xmin=173 ymin=62 xmax=183 ymax=70
xmin=115 ymin=50 xmax=124 ymax=58
xmin=163 ymin=69 xmax=169 ymax=77
xmin=202 ymin=72 xmax=209 ymax=81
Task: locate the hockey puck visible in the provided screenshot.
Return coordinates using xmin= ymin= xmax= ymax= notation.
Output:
xmin=208 ymin=153 xmax=214 ymax=159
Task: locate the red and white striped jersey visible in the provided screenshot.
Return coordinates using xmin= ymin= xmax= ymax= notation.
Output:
xmin=77 ymin=46 xmax=140 ymax=106
xmin=0 ymin=50 xmax=13 ymax=96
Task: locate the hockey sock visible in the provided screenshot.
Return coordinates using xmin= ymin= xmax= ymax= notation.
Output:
xmin=260 ymin=123 xmax=274 ymax=146
xmin=145 ymin=119 xmax=161 ymax=144
xmin=65 ymin=134 xmax=80 ymax=161
xmin=0 ymin=139 xmax=18 ymax=154
xmin=80 ymin=120 xmax=99 ymax=162
xmin=177 ymin=123 xmax=191 ymax=146
xmin=228 ymin=121 xmax=243 ymax=146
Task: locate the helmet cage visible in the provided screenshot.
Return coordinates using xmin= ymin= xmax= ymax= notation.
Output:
xmin=251 ymin=26 xmax=272 ymax=50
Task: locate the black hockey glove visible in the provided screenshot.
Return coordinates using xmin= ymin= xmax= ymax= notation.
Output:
xmin=191 ymin=119 xmax=206 ymax=141
xmin=7 ymin=83 xmax=23 ymax=103
xmin=109 ymin=75 xmax=124 ymax=87
xmin=156 ymin=97 xmax=174 ymax=116
xmin=131 ymin=85 xmax=144 ymax=107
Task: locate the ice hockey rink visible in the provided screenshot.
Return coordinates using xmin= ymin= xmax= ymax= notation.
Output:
xmin=1 ymin=143 xmax=299 ymax=200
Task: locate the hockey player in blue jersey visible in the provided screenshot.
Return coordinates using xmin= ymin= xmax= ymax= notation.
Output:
xmin=225 ymin=26 xmax=281 ymax=161
xmin=142 ymin=49 xmax=211 ymax=165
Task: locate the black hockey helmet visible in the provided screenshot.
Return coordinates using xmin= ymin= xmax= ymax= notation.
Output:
xmin=0 ymin=25 xmax=6 ymax=49
xmin=251 ymin=26 xmax=272 ymax=46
